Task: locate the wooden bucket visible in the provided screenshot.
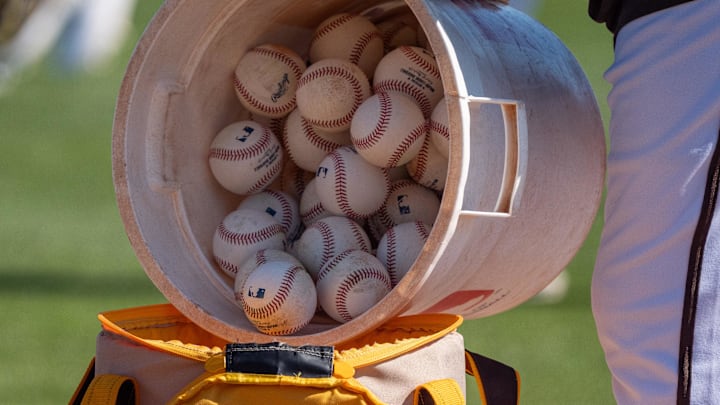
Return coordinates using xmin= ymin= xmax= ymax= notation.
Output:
xmin=113 ymin=0 xmax=606 ymax=344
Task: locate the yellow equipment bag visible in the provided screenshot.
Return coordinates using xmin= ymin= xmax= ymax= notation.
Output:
xmin=70 ymin=304 xmax=519 ymax=405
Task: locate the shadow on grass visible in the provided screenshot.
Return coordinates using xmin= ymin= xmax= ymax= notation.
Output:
xmin=0 ymin=268 xmax=160 ymax=298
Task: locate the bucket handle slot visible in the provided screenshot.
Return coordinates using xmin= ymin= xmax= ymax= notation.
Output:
xmin=458 ymin=96 xmax=527 ymax=217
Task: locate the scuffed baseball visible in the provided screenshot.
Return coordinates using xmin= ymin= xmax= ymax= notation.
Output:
xmin=208 ymin=120 xmax=283 ymax=195
xmin=237 ymin=189 xmax=302 ymax=242
xmin=368 ymin=179 xmax=441 ymax=239
xmin=296 ymin=58 xmax=371 ymax=133
xmin=376 ymin=18 xmax=418 ymax=52
xmin=373 ymin=46 xmax=443 ymax=118
xmin=314 ymin=146 xmax=390 ymax=221
xmin=212 ymin=208 xmax=286 ymax=278
xmin=283 ymin=108 xmax=352 ymax=172
xmin=316 ymin=249 xmax=392 ymax=323
xmin=233 ymin=44 xmax=306 ymax=118
xmin=241 ymin=260 xmax=316 ymax=335
xmin=428 ymin=97 xmax=449 ymax=158
xmin=407 ymin=135 xmax=448 ymax=192
xmin=350 ymin=90 xmax=427 ymax=168
xmin=233 ymin=248 xmax=303 ymax=306
xmin=309 ymin=13 xmax=384 ymax=79
xmin=294 ymin=215 xmax=371 ymax=279
xmin=376 ymin=221 xmax=431 ymax=286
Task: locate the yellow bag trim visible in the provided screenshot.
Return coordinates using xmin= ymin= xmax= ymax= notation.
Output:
xmin=97 ymin=304 xmax=226 ymax=363
xmin=169 ymin=372 xmax=386 ymax=405
xmin=413 ymin=379 xmax=465 ymax=405
xmin=335 ymin=313 xmax=463 ymax=368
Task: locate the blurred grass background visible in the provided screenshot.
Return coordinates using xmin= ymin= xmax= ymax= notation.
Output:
xmin=0 ymin=1 xmax=614 ymax=403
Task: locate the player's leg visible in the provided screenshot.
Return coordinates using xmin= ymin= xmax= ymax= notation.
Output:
xmin=592 ymin=0 xmax=720 ymax=403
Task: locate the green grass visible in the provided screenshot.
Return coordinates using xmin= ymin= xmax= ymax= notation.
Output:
xmin=0 ymin=1 xmax=615 ymax=403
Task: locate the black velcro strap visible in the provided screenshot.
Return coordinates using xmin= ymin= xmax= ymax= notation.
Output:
xmin=225 ymin=342 xmax=334 ymax=378
xmin=466 ymin=350 xmax=520 ymax=405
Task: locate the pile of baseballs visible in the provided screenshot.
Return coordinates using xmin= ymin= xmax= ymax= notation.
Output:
xmin=207 ymin=11 xmax=450 ymax=336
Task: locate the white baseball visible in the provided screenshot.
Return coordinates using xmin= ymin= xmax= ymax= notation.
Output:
xmin=208 ymin=120 xmax=283 ymax=195
xmin=376 ymin=221 xmax=431 ymax=287
xmin=233 ymin=44 xmax=306 ymax=118
xmin=369 ymin=179 xmax=441 ymax=239
xmin=350 ymin=90 xmax=427 ymax=168
xmin=314 ymin=146 xmax=390 ymax=221
xmin=309 ymin=13 xmax=384 ymax=79
xmin=237 ymin=189 xmax=302 ymax=242
xmin=283 ymin=108 xmax=352 ymax=172
xmin=294 ymin=215 xmax=371 ymax=280
xmin=407 ymin=134 xmax=448 ymax=192
xmin=373 ymin=46 xmax=443 ymax=118
xmin=233 ymin=248 xmax=303 ymax=306
xmin=212 ymin=208 xmax=286 ymax=278
xmin=276 ymin=158 xmax=315 ymax=201
xmin=428 ymin=97 xmax=450 ymax=158
xmin=296 ymin=58 xmax=371 ymax=133
xmin=241 ymin=260 xmax=316 ymax=335
xmin=376 ymin=18 xmax=418 ymax=52
xmin=299 ymin=178 xmax=333 ymax=227
xmin=316 ymin=249 xmax=392 ymax=323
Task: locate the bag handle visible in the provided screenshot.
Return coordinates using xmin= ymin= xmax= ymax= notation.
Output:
xmin=69 ymin=358 xmax=137 ymax=405
xmin=465 ymin=350 xmax=520 ymax=405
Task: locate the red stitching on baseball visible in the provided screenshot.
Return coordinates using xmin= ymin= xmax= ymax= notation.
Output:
xmin=264 ymin=189 xmax=293 ymax=234
xmin=313 ymin=220 xmax=336 ymax=268
xmin=400 ymin=46 xmax=441 ymax=80
xmin=412 ymin=138 xmax=431 ymax=180
xmin=387 ymin=120 xmax=427 ymax=167
xmin=348 ymin=220 xmax=371 ymax=252
xmin=429 ymin=118 xmax=450 ymax=141
xmin=385 ymin=227 xmax=399 ymax=285
xmin=209 ymin=127 xmax=272 ymax=161
xmin=335 ymin=267 xmax=391 ymax=322
xmin=316 ymin=249 xmax=354 ymax=281
xmin=214 ymin=255 xmax=239 ymax=275
xmin=373 ymin=79 xmax=432 ymax=117
xmin=246 ymin=154 xmax=282 ymax=194
xmin=242 ymin=265 xmax=298 ymax=319
xmin=253 ymin=46 xmax=305 ymax=78
xmin=217 ymin=221 xmax=283 ymax=246
xmin=416 ymin=221 xmax=430 ymax=240
xmin=354 ymin=92 xmax=391 ymax=150
xmin=312 ymin=13 xmax=355 ymax=42
xmin=329 ymin=149 xmax=360 ymax=220
xmin=301 ymin=116 xmax=346 ymax=152
xmin=349 ymin=31 xmax=382 ymax=65
xmin=233 ymin=77 xmax=294 ymax=117
xmin=298 ymin=66 xmax=366 ymax=130
xmin=302 ymin=202 xmax=325 ymax=225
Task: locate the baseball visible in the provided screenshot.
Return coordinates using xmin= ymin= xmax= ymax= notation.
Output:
xmin=237 ymin=189 xmax=302 ymax=242
xmin=208 ymin=120 xmax=283 ymax=195
xmin=233 ymin=248 xmax=303 ymax=306
xmin=241 ymin=260 xmax=317 ymax=335
xmin=283 ymin=108 xmax=352 ymax=172
xmin=233 ymin=44 xmax=306 ymax=118
xmin=373 ymin=46 xmax=443 ymax=118
xmin=350 ymin=90 xmax=427 ymax=168
xmin=212 ymin=208 xmax=286 ymax=278
xmin=276 ymin=158 xmax=315 ymax=201
xmin=316 ymin=249 xmax=392 ymax=323
xmin=294 ymin=215 xmax=371 ymax=280
xmin=314 ymin=146 xmax=390 ymax=221
xmin=428 ymin=97 xmax=450 ymax=158
xmin=407 ymin=134 xmax=448 ymax=192
xmin=376 ymin=18 xmax=418 ymax=53
xmin=376 ymin=221 xmax=431 ymax=287
xmin=296 ymin=58 xmax=371 ymax=133
xmin=368 ymin=179 xmax=441 ymax=239
xmin=299 ymin=178 xmax=332 ymax=227
xmin=309 ymin=13 xmax=384 ymax=79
